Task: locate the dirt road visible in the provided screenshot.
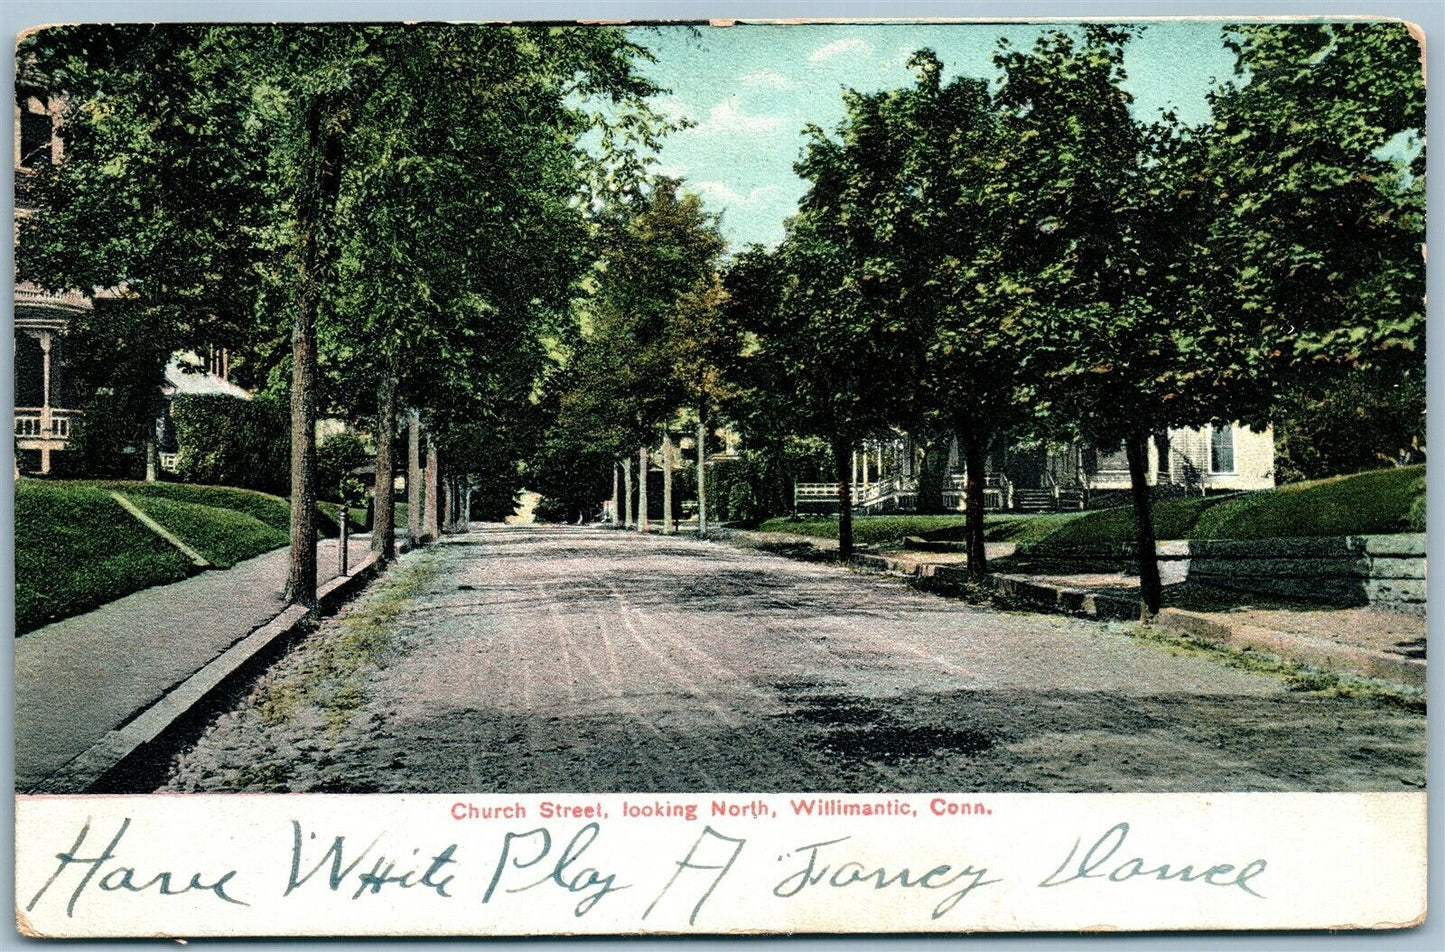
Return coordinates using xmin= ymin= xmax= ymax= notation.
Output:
xmin=165 ymin=525 xmax=1425 ymax=792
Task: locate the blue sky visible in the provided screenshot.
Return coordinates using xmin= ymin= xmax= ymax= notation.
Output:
xmin=626 ymin=22 xmax=1241 ymax=249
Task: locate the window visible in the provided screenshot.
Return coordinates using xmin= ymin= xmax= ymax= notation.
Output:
xmin=1209 ymin=425 xmax=1235 ymax=473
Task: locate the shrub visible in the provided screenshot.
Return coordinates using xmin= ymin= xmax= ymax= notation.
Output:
xmin=171 ymin=393 xmax=290 ymax=495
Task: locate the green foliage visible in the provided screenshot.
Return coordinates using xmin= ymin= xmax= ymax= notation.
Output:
xmin=171 ymin=394 xmax=290 ymax=496
xmin=317 ymin=431 xmax=371 ymax=502
xmin=1206 ymin=22 xmax=1425 ymax=375
xmin=15 ymin=481 xmax=193 ymax=633
xmin=1273 ymin=369 xmax=1425 ymax=482
xmin=1191 ymin=465 xmax=1424 ymax=540
xmin=124 ymin=495 xmax=288 ymax=568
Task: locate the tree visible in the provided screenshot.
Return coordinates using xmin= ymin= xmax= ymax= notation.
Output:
xmin=986 ymin=27 xmax=1232 ymax=618
xmin=528 ymin=179 xmax=725 ymax=523
xmin=1204 ymin=21 xmax=1426 ymax=455
xmin=18 ymin=26 xmax=275 ymax=469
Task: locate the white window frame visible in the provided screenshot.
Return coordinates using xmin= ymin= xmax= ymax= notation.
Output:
xmin=1208 ymin=424 xmax=1237 ymax=475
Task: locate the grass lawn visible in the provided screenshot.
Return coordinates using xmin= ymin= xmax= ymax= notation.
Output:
xmin=15 ymin=478 xmax=371 ymax=635
xmin=15 ymin=481 xmax=193 ymax=634
xmin=756 ymin=512 xmax=1088 ymax=548
xmin=124 ymin=494 xmax=288 ymax=568
xmin=1192 ymin=464 xmax=1425 ymax=540
xmin=757 ymin=466 xmax=1425 ymax=555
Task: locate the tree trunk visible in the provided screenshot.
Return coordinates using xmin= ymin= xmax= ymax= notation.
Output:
xmin=696 ymin=419 xmax=708 ymax=537
xmin=661 ymin=429 xmax=674 ymax=535
xmin=833 ymin=436 xmax=854 ymax=561
xmin=407 ymin=409 xmax=421 ymax=546
xmin=1126 ymin=431 xmax=1164 ymax=622
xmin=961 ymin=425 xmax=989 ymax=580
xmin=440 ymin=472 xmax=453 ymax=534
xmin=611 ymin=463 xmax=620 ymax=527
xmin=623 ymin=457 xmax=634 ymax=528
xmin=637 ymin=446 xmax=650 ymax=532
xmin=424 ymin=441 xmax=440 ymax=542
xmin=372 ymin=375 xmax=396 ymax=563
xmin=283 ymin=97 xmax=345 ymax=611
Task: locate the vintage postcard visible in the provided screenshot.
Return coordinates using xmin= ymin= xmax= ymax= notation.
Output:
xmin=11 ymin=12 xmax=1429 ymax=938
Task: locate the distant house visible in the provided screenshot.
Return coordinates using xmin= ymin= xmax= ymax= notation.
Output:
xmin=156 ymin=351 xmax=252 ymax=473
xmin=794 ymin=425 xmax=1276 ymax=515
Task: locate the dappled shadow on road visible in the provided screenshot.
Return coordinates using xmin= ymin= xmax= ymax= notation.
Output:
xmin=261 ymin=684 xmax=1423 ymax=795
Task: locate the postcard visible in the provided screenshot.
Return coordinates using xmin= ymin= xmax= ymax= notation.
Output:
xmin=11 ymin=13 xmax=1428 ymax=938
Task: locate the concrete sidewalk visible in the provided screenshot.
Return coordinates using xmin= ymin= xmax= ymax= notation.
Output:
xmin=15 ymin=535 xmax=375 ymax=792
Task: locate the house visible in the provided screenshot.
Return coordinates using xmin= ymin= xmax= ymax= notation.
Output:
xmin=794 ymin=425 xmax=1276 ymax=515
xmin=14 ymin=88 xmax=82 ymax=475
xmin=15 ymin=87 xmax=247 ymax=478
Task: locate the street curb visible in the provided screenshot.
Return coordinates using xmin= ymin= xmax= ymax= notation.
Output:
xmin=1155 ymin=607 xmax=1427 ymax=690
xmin=29 ymin=552 xmax=383 ymax=794
xmin=989 ymin=573 xmax=1140 ymax=622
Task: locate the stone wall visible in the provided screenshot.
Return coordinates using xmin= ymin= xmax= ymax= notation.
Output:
xmin=1184 ymin=534 xmax=1425 ymax=609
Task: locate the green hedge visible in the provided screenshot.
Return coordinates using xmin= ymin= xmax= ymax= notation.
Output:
xmin=15 ymin=481 xmax=193 ymax=633
xmin=171 ymin=393 xmax=290 ymax=496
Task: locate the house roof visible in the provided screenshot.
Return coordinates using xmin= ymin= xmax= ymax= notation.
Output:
xmin=163 ymin=354 xmax=252 ymax=399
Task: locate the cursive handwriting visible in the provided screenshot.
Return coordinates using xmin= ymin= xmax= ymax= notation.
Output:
xmin=774 ymin=835 xmax=1000 ymax=919
xmin=483 ymin=823 xmax=629 ymax=917
xmin=285 ymin=822 xmax=457 ymax=900
xmin=26 ymin=818 xmax=247 ymax=917
xmin=1040 ymin=822 xmax=1267 ymax=897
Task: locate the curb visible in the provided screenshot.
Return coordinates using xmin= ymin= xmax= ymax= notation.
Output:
xmin=1155 ymin=607 xmax=1427 ymax=690
xmin=989 ymin=573 xmax=1140 ymax=622
xmin=29 ymin=552 xmax=383 ymax=794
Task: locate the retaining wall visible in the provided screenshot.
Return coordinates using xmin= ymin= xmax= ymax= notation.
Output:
xmin=1184 ymin=535 xmax=1425 ymax=609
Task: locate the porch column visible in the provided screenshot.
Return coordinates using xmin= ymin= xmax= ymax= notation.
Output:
xmin=39 ymin=332 xmax=52 ymax=475
xmin=851 ymin=450 xmax=859 ymax=488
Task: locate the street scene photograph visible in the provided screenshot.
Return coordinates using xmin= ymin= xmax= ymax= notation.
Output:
xmin=12 ymin=17 xmax=1427 ymax=799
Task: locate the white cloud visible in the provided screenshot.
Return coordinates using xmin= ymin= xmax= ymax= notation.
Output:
xmin=690 ymin=181 xmax=783 ymax=208
xmin=649 ymin=95 xmax=695 ymax=125
xmin=808 ymin=37 xmax=874 ymax=64
xmin=650 ymin=161 xmax=689 ymax=180
xmin=740 ymin=67 xmax=794 ymax=89
xmin=688 ymin=98 xmax=788 ymax=138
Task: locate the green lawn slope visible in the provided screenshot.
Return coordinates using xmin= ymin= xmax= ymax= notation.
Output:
xmin=15 ymin=478 xmax=369 ymax=635
xmin=15 ymin=481 xmax=193 ymax=633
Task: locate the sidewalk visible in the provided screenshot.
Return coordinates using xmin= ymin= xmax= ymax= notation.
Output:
xmin=15 ymin=535 xmax=376 ymax=792
xmin=718 ymin=529 xmax=1427 ymax=691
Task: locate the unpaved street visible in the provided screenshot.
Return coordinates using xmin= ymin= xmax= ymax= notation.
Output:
xmin=165 ymin=526 xmax=1425 ymax=793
